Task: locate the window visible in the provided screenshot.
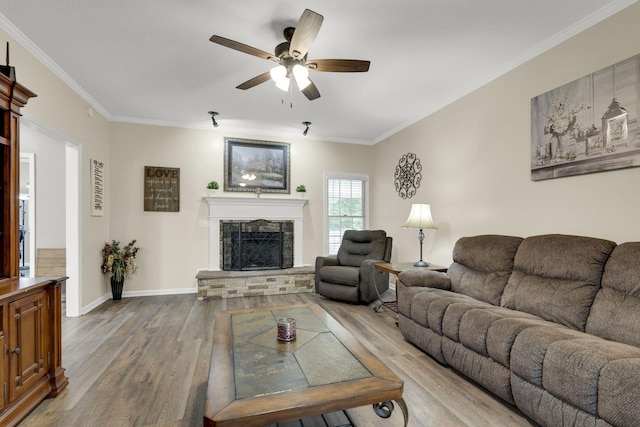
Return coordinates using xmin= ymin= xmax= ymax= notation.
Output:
xmin=324 ymin=173 xmax=369 ymax=255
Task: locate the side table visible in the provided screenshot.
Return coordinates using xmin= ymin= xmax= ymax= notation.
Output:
xmin=373 ymin=262 xmax=447 ymax=314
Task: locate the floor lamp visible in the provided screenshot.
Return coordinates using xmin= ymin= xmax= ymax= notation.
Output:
xmin=403 ymin=203 xmax=437 ymax=267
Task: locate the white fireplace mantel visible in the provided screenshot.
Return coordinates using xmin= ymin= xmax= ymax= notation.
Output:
xmin=203 ymin=196 xmax=308 ymax=270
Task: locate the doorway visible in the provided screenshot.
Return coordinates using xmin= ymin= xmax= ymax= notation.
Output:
xmin=19 ymin=153 xmax=35 ymax=277
xmin=20 ymin=117 xmax=81 ymax=317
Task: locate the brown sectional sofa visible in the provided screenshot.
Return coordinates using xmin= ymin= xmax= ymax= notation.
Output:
xmin=397 ymin=234 xmax=640 ymax=427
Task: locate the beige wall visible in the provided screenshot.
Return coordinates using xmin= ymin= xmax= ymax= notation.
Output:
xmin=109 ymin=123 xmax=374 ymax=293
xmin=371 ymin=3 xmax=640 ymax=267
xmin=1 ymin=27 xmax=111 ymax=310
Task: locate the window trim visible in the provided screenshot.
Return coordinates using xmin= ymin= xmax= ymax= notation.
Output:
xmin=323 ymin=172 xmax=370 ymax=256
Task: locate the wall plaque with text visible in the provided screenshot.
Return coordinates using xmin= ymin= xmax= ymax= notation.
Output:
xmin=144 ymin=166 xmax=180 ymax=212
xmin=90 ymin=158 xmax=104 ymax=216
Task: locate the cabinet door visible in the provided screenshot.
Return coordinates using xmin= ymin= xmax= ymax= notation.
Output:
xmin=8 ymin=291 xmax=48 ymax=402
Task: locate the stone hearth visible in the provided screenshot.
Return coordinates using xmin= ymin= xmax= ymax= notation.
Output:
xmin=196 ymin=266 xmax=314 ymax=300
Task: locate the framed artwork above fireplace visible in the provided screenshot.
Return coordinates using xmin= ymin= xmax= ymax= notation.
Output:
xmin=224 ymin=137 xmax=290 ymax=193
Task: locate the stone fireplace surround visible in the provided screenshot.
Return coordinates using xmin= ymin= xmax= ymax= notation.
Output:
xmin=197 ymin=196 xmax=313 ymax=299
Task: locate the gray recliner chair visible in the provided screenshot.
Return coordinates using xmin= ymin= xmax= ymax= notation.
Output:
xmin=315 ymin=230 xmax=392 ymax=304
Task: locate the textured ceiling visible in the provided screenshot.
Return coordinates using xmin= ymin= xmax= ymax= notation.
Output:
xmin=0 ymin=0 xmax=635 ymax=144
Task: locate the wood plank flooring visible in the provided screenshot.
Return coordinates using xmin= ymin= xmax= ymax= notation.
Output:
xmin=18 ymin=292 xmax=534 ymax=427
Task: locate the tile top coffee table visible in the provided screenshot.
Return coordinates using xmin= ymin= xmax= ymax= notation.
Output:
xmin=204 ymin=303 xmax=408 ymax=427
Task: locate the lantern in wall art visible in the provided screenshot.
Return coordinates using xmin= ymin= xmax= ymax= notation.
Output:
xmin=601 ymin=98 xmax=629 ymax=149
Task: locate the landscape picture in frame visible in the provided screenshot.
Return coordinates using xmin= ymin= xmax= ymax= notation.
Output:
xmin=531 ymin=53 xmax=640 ymax=181
xmin=224 ymin=137 xmax=290 ymax=193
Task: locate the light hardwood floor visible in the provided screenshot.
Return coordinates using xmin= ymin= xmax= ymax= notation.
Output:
xmin=19 ymin=292 xmax=534 ymax=427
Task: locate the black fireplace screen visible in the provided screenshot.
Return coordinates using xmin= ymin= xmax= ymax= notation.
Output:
xmin=221 ymin=220 xmax=294 ymax=271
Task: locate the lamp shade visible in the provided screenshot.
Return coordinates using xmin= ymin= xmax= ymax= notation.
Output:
xmin=403 ymin=203 xmax=437 ymax=229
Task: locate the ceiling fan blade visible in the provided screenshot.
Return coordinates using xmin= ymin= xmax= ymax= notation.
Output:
xmin=301 ymin=80 xmax=321 ymax=100
xmin=210 ymin=35 xmax=277 ymax=62
xmin=289 ymin=9 xmax=324 ymax=60
xmin=236 ymin=71 xmax=272 ymax=90
xmin=306 ymin=59 xmax=370 ymax=73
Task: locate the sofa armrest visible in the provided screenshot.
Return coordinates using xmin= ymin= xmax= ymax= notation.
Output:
xmin=315 ymin=255 xmax=339 ymax=292
xmin=397 ymin=269 xmax=451 ymax=290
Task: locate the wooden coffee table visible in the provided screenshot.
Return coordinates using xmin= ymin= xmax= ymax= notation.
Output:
xmin=204 ymin=303 xmax=408 ymax=427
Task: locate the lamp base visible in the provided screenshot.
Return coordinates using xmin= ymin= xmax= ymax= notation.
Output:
xmin=413 ymin=260 xmax=430 ymax=267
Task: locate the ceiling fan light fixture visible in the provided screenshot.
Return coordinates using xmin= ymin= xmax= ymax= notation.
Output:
xmin=270 ymin=64 xmax=287 ymax=82
xmin=275 ymin=76 xmax=290 ymax=92
xmin=270 ymin=64 xmax=290 ymax=91
xmin=292 ymin=64 xmax=311 ymax=90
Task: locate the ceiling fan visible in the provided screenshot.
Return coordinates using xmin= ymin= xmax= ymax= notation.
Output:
xmin=209 ymin=9 xmax=370 ymax=101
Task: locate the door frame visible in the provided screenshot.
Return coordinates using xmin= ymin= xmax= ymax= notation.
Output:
xmin=21 ymin=116 xmax=82 ymax=317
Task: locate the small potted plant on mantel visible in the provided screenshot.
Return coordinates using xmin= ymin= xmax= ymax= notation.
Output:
xmin=296 ymin=184 xmax=307 ymax=198
xmin=206 ymin=180 xmax=219 ymax=196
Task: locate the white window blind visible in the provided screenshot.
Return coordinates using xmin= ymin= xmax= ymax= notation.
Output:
xmin=325 ymin=175 xmax=368 ymax=255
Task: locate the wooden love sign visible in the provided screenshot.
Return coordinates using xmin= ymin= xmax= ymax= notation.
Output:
xmin=144 ymin=166 xmax=180 ymax=212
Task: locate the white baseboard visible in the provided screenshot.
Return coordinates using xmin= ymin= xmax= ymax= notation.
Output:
xmin=80 ymin=287 xmax=198 ymax=315
xmin=82 ymin=294 xmax=111 ymax=315
xmin=121 ymin=287 xmax=198 ymax=298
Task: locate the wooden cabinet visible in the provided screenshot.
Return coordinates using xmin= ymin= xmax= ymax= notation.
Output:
xmin=0 ymin=278 xmax=68 ymax=426
xmin=0 ymin=72 xmax=36 ymax=286
xmin=8 ymin=290 xmax=48 ymax=402
xmin=0 ymin=70 xmax=67 ymax=425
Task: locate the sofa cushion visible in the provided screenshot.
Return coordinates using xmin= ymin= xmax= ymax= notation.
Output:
xmin=397 ymin=315 xmax=447 ymax=363
xmin=336 ymin=230 xmax=387 ymax=267
xmin=410 ymin=289 xmax=484 ymax=333
xmin=448 ymin=235 xmax=523 ymax=305
xmin=396 ymin=270 xmax=452 ymax=319
xmin=442 ymin=337 xmax=514 ymax=403
xmin=318 ymin=265 xmax=359 ymax=287
xmin=428 ymin=295 xmax=489 ymax=336
xmin=440 ymin=299 xmax=493 ymax=341
xmin=512 ymin=325 xmax=640 ymax=425
xmin=501 ymin=234 xmax=616 ymax=331
xmin=457 ymin=307 xmax=557 ymax=368
xmin=598 ymin=358 xmax=640 ymax=427
xmin=586 ymin=242 xmax=640 ymax=347
xmin=511 ymin=375 xmax=611 ymax=427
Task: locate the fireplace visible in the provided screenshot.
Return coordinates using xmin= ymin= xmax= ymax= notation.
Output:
xmin=203 ymin=196 xmax=307 ymax=271
xmin=221 ymin=220 xmax=293 ymax=271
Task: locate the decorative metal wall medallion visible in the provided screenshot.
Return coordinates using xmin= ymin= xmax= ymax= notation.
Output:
xmin=394 ymin=153 xmax=422 ymax=199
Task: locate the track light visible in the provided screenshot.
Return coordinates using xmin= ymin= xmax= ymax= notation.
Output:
xmin=302 ymin=121 xmax=311 ymax=136
xmin=208 ymin=111 xmax=219 ymax=128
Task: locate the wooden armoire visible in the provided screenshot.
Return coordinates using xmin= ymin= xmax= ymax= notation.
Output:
xmin=0 ymin=69 xmax=68 ymax=425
